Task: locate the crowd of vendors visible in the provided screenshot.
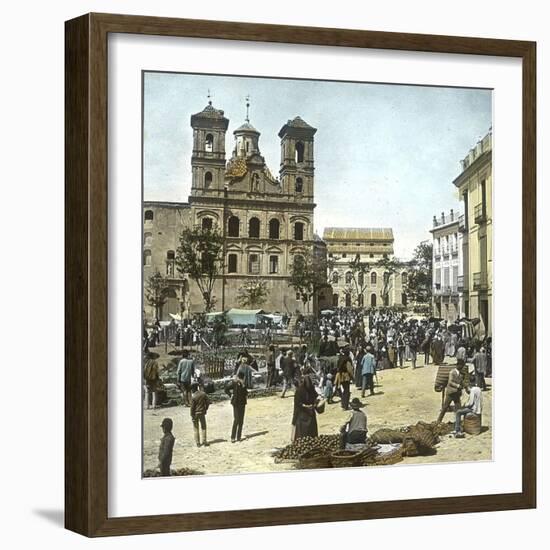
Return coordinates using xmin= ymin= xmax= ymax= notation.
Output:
xmin=144 ymin=306 xmax=491 ymax=475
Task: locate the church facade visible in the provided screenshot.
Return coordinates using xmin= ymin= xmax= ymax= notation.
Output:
xmin=143 ymin=100 xmax=320 ymax=319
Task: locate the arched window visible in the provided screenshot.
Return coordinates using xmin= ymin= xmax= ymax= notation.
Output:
xmin=402 ymin=292 xmax=408 ymax=306
xmin=228 ymin=216 xmax=240 ymax=237
xmin=144 ymin=232 xmax=152 ymax=246
xmin=166 ymin=250 xmax=175 ymax=276
xmin=345 ymin=271 xmax=352 ymax=284
xmin=332 ymin=293 xmax=339 ymax=307
xmin=205 ymin=133 xmax=214 ymax=152
xmin=295 ymin=142 xmax=305 ymax=163
xmin=332 ymin=271 xmax=339 ymax=284
xmin=402 ymin=271 xmax=408 ymax=285
xmin=358 ymin=272 xmax=364 ymax=287
xmin=249 ymin=217 xmax=260 ymax=238
xmin=371 ymin=272 xmax=377 ymax=285
xmin=144 ymin=210 xmax=154 ymax=223
xmin=294 ymin=222 xmax=304 ymax=241
xmin=269 ymin=218 xmax=280 ymax=239
xmin=370 ymin=293 xmax=377 ymax=307
xmin=204 ymin=171 xmax=213 ymax=187
xmin=143 ymin=249 xmax=152 ymax=267
xmin=201 ymin=217 xmax=213 ymax=231
xmin=295 ymin=177 xmax=303 ymax=193
xmin=228 ymin=254 xmax=238 ymax=273
xmin=345 ymin=294 xmax=352 ymax=307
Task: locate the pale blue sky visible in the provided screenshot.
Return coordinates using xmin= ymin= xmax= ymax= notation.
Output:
xmin=143 ymin=72 xmax=492 ymax=258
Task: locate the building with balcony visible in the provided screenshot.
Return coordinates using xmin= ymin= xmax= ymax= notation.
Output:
xmin=430 ymin=209 xmax=463 ymax=322
xmin=453 ymin=128 xmax=492 ymax=336
xmin=323 ymin=227 xmax=407 ymax=308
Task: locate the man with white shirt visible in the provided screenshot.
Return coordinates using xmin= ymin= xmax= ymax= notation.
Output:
xmin=454 ymin=382 xmax=483 ymax=436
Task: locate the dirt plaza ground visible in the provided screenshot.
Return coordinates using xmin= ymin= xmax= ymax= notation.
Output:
xmin=143 ymin=357 xmax=492 ymax=475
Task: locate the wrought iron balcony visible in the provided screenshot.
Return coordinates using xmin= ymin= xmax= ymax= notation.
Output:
xmin=474 ymin=203 xmax=487 ymax=224
xmin=473 ymin=271 xmax=488 ymax=291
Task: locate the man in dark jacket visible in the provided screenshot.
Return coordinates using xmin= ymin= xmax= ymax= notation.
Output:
xmin=281 ymin=350 xmax=298 ymax=398
xmin=190 ymin=382 xmax=210 ymax=447
xmin=158 ymin=418 xmax=175 ymax=476
xmin=225 ymin=371 xmax=248 ymax=442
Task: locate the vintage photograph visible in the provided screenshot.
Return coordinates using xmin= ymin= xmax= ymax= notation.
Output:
xmin=141 ymin=71 xmax=493 ymax=477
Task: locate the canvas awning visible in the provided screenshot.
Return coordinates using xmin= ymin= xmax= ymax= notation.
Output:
xmin=225 ymin=308 xmax=265 ymax=326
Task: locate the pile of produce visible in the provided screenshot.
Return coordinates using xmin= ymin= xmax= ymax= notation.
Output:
xmin=370 ymin=420 xmax=453 ymax=457
xmin=275 ymin=434 xmax=341 ymax=461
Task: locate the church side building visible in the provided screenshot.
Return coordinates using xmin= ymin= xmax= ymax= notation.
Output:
xmin=323 ymin=227 xmax=407 ymax=308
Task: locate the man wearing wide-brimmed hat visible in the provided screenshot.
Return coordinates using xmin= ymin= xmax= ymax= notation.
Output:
xmin=340 ymin=397 xmax=367 ymax=447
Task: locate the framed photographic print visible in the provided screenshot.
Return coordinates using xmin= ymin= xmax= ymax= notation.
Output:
xmin=65 ymin=13 xmax=536 ymax=537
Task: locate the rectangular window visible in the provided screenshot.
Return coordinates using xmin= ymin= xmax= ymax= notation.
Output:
xmin=228 ymin=254 xmax=238 ymax=273
xmin=269 ymin=255 xmax=279 ymax=274
xmin=248 ymin=253 xmax=260 ymax=274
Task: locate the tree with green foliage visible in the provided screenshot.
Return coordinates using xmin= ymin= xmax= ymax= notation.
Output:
xmin=375 ymin=256 xmax=402 ymax=306
xmin=339 ymin=254 xmax=371 ymax=307
xmin=175 ymin=225 xmax=224 ymax=312
xmin=144 ymin=271 xmax=170 ymax=320
xmin=236 ymin=277 xmax=270 ymax=309
xmin=405 ymin=241 xmax=433 ymax=303
xmin=289 ymin=250 xmax=328 ymax=314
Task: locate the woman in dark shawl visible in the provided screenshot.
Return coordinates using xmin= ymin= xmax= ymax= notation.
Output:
xmin=292 ymin=375 xmax=319 ymax=441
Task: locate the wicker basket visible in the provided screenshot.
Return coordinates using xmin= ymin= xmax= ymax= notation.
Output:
xmin=298 ymin=448 xmax=332 ymax=469
xmin=401 ymin=437 xmax=420 ymax=457
xmin=370 ymin=428 xmax=406 ymax=444
xmin=463 ymin=413 xmax=482 ymax=435
xmin=330 ymin=450 xmax=362 ymax=468
xmin=373 ymin=447 xmax=404 ymax=466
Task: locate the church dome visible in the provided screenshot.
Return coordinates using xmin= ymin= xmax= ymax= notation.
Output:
xmin=233 ymin=121 xmax=260 ymax=135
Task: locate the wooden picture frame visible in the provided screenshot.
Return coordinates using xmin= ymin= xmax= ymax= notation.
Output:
xmin=65 ymin=12 xmax=536 ymax=537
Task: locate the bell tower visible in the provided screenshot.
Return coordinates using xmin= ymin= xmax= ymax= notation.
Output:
xmin=278 ymin=116 xmax=316 ymax=200
xmin=190 ymin=94 xmax=229 ymax=195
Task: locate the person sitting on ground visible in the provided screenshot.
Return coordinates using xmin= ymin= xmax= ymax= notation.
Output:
xmin=158 ymin=418 xmax=175 ymax=476
xmin=190 ymin=382 xmax=210 ymax=447
xmin=340 ymin=397 xmax=368 ymax=447
xmin=454 ymin=381 xmax=483 ymax=437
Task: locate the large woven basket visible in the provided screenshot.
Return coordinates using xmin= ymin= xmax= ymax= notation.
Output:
xmin=330 ymin=450 xmax=362 ymax=468
xmin=298 ymin=448 xmax=332 ymax=470
xmin=401 ymin=437 xmax=420 ymax=457
xmin=370 ymin=428 xmax=406 ymax=444
xmin=373 ymin=447 xmax=404 ymax=466
xmin=463 ymin=413 xmax=482 ymax=435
